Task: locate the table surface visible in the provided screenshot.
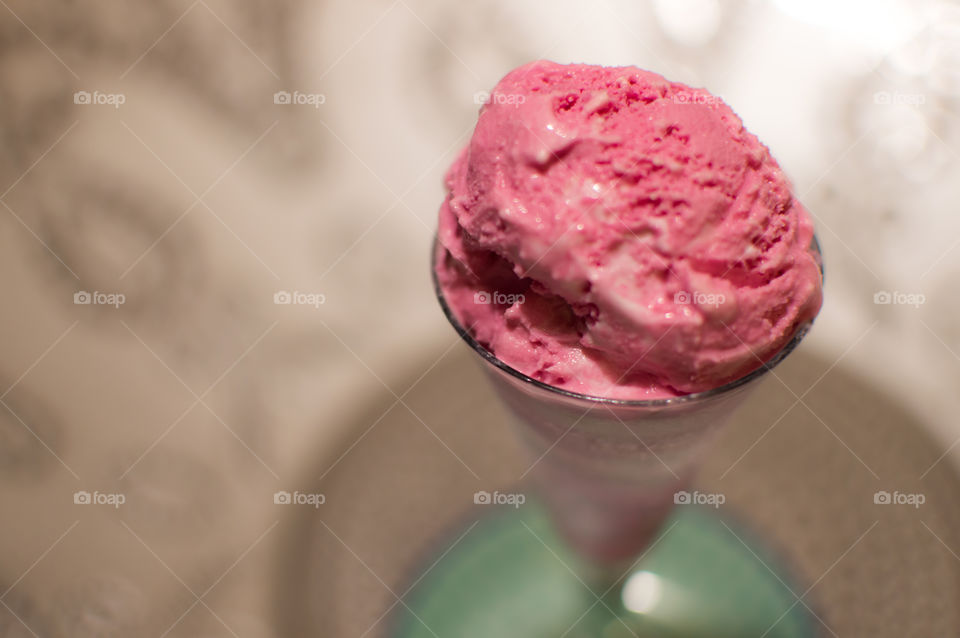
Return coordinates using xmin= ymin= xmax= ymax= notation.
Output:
xmin=1 ymin=0 xmax=957 ymax=635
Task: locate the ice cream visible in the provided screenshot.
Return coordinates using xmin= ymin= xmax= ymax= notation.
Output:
xmin=435 ymin=61 xmax=822 ymax=399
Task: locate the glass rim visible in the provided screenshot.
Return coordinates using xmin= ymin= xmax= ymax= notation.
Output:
xmin=432 ymin=235 xmax=822 ymax=407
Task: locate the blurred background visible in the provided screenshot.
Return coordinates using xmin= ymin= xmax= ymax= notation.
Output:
xmin=2 ymin=0 xmax=959 ymax=635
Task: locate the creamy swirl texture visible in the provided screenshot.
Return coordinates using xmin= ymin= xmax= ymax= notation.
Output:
xmin=436 ymin=61 xmax=822 ymax=398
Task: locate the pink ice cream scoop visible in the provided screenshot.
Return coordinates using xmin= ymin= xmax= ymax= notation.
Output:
xmin=435 ymin=60 xmax=823 ymax=399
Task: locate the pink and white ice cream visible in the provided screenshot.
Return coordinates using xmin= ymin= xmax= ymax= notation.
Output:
xmin=435 ymin=61 xmax=822 ymax=399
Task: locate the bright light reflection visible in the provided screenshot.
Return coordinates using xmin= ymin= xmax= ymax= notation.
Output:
xmin=621 ymin=570 xmax=662 ymax=614
xmin=772 ymin=0 xmax=922 ymax=55
xmin=653 ymin=0 xmax=722 ymax=47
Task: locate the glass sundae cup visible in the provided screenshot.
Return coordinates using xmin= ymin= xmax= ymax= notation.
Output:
xmin=390 ymin=238 xmax=824 ymax=638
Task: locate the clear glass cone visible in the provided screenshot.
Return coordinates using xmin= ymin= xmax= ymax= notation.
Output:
xmin=395 ymin=238 xmax=824 ymax=637
xmin=432 ymin=238 xmax=819 ymax=573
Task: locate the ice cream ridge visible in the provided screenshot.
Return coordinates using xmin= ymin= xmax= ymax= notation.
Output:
xmin=435 ymin=61 xmax=823 ymax=400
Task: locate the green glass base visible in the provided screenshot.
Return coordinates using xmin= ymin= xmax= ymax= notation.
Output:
xmin=391 ymin=501 xmax=818 ymax=638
